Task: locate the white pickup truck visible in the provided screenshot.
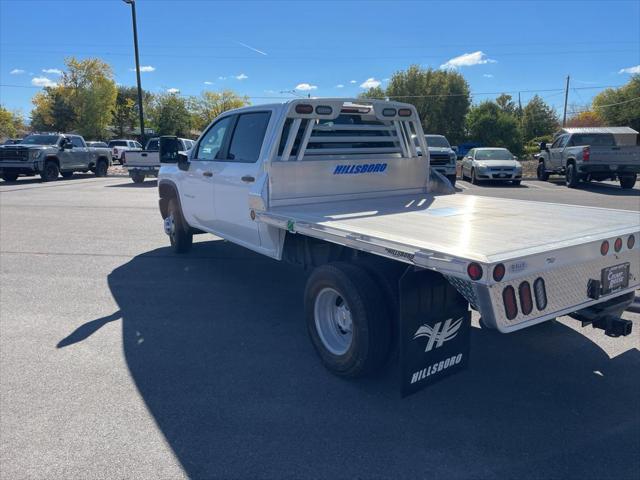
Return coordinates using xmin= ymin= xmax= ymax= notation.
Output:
xmin=126 ymin=137 xmax=194 ymax=183
xmin=108 ymin=139 xmax=142 ymax=165
xmin=157 ymin=99 xmax=638 ymax=396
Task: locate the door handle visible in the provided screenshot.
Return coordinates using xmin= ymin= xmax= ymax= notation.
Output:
xmin=203 ymin=171 xmax=213 ymax=177
xmin=241 ymin=175 xmax=255 ymax=183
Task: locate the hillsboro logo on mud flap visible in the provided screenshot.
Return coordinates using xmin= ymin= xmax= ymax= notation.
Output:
xmin=333 ymin=163 xmax=387 ymax=175
xmin=413 ymin=317 xmax=463 ymax=352
xmin=410 ymin=353 xmax=463 ymax=384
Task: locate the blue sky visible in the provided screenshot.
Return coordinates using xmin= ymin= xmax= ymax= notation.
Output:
xmin=1 ymin=0 xmax=639 ymax=120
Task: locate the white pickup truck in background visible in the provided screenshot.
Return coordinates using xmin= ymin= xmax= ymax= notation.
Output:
xmin=108 ymin=139 xmax=142 ymax=165
xmin=125 ymin=137 xmax=194 ymax=183
xmin=157 ymin=99 xmax=638 ymax=397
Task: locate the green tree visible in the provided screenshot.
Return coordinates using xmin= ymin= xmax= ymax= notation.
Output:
xmin=190 ymin=90 xmax=249 ymax=132
xmin=358 ymin=86 xmax=386 ymax=99
xmin=521 ymin=95 xmax=558 ymax=142
xmin=466 ymin=100 xmax=522 ymax=154
xmin=592 ymin=75 xmax=640 ymax=131
xmin=385 ymin=65 xmax=470 ymax=143
xmin=111 ymin=86 xmax=138 ymax=138
xmin=30 ymin=86 xmax=76 ymax=133
xmin=495 ymin=93 xmax=517 ymax=115
xmin=0 ymin=105 xmax=24 ymax=139
xmin=148 ymin=92 xmax=192 ymax=137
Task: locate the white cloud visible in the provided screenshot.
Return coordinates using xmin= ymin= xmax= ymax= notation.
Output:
xmin=42 ymin=68 xmax=62 ymax=75
xmin=31 ymin=76 xmax=57 ymax=87
xmin=296 ymin=83 xmax=317 ymax=91
xmin=360 ymin=78 xmax=381 ymax=89
xmin=204 ymin=81 xmax=214 ymax=85
xmin=235 ymin=73 xmax=248 ymax=80
xmin=618 ymin=65 xmax=640 ymax=75
xmin=335 ymin=84 xmax=344 ymax=88
xmin=483 ymin=74 xmax=494 ymax=78
xmin=130 ymin=65 xmax=155 ymax=72
xmin=440 ymin=51 xmax=496 ymax=69
xmin=349 ymin=80 xmax=357 ymax=84
xmin=167 ymin=88 xmax=180 ymax=94
xmin=10 ymin=68 xmax=25 ymax=75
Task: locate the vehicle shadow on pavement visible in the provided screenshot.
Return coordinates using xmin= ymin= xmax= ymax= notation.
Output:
xmin=0 ymin=174 xmax=97 ymax=187
xmin=106 ymin=241 xmax=640 ymax=479
xmin=106 ymin=180 xmax=158 ymax=188
xmin=545 ymin=178 xmax=639 ymax=196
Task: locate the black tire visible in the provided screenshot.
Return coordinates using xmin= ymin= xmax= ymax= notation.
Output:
xmin=130 ymin=171 xmax=145 ymax=184
xmin=565 ymin=163 xmax=579 ymax=188
xmin=446 ymin=174 xmax=457 ymax=187
xmin=537 ymin=162 xmax=549 ymax=181
xmin=61 ymin=171 xmax=74 ymax=179
xmin=41 ymin=161 xmax=59 ymax=182
xmin=304 ymin=262 xmax=392 ymax=378
xmin=167 ymin=198 xmax=193 ymax=253
xmin=470 ymin=168 xmax=479 ymax=185
xmin=2 ymin=173 xmax=19 ymax=182
xmin=620 ymin=174 xmax=636 ymax=190
xmin=512 ymin=180 xmax=521 ymax=186
xmin=94 ymin=159 xmax=108 ymax=177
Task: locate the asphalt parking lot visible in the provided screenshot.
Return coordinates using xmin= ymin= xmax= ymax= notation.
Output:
xmin=1 ymin=174 xmax=639 ymax=479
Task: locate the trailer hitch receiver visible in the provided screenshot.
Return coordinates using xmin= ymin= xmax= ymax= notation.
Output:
xmin=592 ymin=316 xmax=633 ymax=337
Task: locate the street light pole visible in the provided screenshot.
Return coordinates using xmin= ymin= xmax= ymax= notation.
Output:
xmin=124 ymin=0 xmax=146 ymax=145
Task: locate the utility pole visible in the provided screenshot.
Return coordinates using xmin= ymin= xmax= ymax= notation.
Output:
xmin=124 ymin=0 xmax=146 ymax=145
xmin=518 ymin=91 xmax=523 ymax=129
xmin=562 ymin=75 xmax=570 ymax=127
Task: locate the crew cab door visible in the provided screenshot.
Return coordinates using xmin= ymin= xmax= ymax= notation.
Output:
xmin=180 ymin=116 xmax=234 ymax=231
xmin=69 ymin=136 xmax=89 ymax=168
xmin=208 ymin=111 xmax=271 ymax=247
xmin=549 ymin=134 xmax=569 ymax=170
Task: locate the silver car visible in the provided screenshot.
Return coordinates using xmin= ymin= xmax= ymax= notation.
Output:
xmin=461 ymin=147 xmax=522 ymax=185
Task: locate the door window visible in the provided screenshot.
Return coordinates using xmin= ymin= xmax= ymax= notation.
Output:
xmin=71 ymin=136 xmax=85 ymax=148
xmin=551 ymin=135 xmax=566 ymax=149
xmin=226 ymin=112 xmax=271 ymax=163
xmin=196 ymin=116 xmax=233 ymax=160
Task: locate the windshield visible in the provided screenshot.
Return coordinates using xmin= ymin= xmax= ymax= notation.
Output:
xmin=425 ymin=135 xmax=451 ymax=148
xmin=108 ymin=140 xmax=128 ymax=147
xmin=570 ymin=133 xmax=616 ymax=147
xmin=475 ymin=149 xmax=513 ymax=161
xmin=20 ymin=134 xmax=60 ymax=145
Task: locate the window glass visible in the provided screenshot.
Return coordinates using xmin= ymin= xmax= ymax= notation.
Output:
xmin=108 ymin=140 xmax=128 ymax=147
xmin=551 ymin=136 xmax=565 ymax=148
xmin=71 ymin=136 xmax=85 ymax=148
xmin=227 ymin=112 xmax=271 ymax=162
xmin=474 ymin=149 xmax=513 ymax=161
xmin=135 ymin=142 xmax=142 ymax=149
xmin=570 ymin=134 xmax=615 ymax=147
xmin=21 ymin=134 xmax=60 ymax=145
xmin=425 ymin=135 xmax=451 ymax=148
xmin=197 ymin=116 xmax=233 ymax=160
xmin=146 ymin=139 xmax=159 ymax=151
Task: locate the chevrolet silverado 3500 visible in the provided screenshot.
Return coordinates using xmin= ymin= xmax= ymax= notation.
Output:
xmin=157 ymin=99 xmax=638 ymax=396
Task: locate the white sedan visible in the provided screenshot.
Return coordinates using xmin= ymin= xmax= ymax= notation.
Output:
xmin=460 ymin=147 xmax=523 ymax=185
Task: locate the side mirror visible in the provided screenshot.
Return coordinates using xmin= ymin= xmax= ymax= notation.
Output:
xmin=177 ymin=152 xmax=189 ymax=171
xmin=451 ymin=146 xmax=458 ymax=153
xmin=61 ymin=139 xmax=73 ymax=149
xmin=159 ymin=136 xmax=180 ymax=164
xmin=540 ymin=141 xmax=547 ymax=151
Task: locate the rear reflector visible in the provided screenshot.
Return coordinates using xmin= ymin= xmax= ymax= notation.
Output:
xmin=492 ymin=263 xmax=505 ymax=282
xmin=467 ymin=262 xmax=483 ymax=281
xmin=315 ymin=105 xmax=332 ymax=115
xmin=502 ymin=286 xmax=518 ymax=320
xmin=295 ymin=104 xmax=313 ymax=114
xmin=533 ymin=278 xmax=547 ymax=310
xmin=600 ymin=240 xmax=609 ymax=256
xmin=628 ymin=235 xmax=636 ymax=249
xmin=614 ymin=237 xmax=623 ymax=252
xmin=382 ymin=108 xmax=397 ymax=117
xmin=519 ymin=281 xmax=533 ymax=315
xmin=582 ymin=147 xmax=590 ymax=161
xmin=398 ymin=108 xmax=412 ymax=117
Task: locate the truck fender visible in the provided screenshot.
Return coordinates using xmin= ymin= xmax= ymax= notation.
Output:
xmin=158 ymin=180 xmax=181 ymax=219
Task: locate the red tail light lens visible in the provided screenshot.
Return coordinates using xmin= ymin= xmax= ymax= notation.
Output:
xmin=628 ymin=235 xmax=636 ymax=249
xmin=398 ymin=108 xmax=412 ymax=117
xmin=467 ymin=262 xmax=483 ymax=281
xmin=582 ymin=147 xmax=590 ymax=161
xmin=502 ymin=286 xmax=518 ymax=320
xmin=519 ymin=281 xmax=533 ymax=315
xmin=600 ymin=240 xmax=609 ymax=255
xmin=493 ymin=263 xmax=505 ymax=282
xmin=614 ymin=237 xmax=623 ymax=252
xmin=295 ymin=104 xmax=313 ymax=114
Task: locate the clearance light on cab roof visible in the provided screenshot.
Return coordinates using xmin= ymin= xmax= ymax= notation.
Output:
xmin=492 ymin=263 xmax=505 ymax=282
xmin=382 ymin=108 xmax=397 ymax=117
xmin=467 ymin=262 xmax=483 ymax=281
xmin=315 ymin=105 xmax=333 ymax=115
xmin=600 ymin=240 xmax=609 ymax=256
xmin=614 ymin=237 xmax=623 ymax=252
xmin=628 ymin=235 xmax=636 ymax=249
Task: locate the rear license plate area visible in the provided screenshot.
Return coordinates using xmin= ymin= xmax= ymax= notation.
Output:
xmin=601 ymin=263 xmax=630 ymax=295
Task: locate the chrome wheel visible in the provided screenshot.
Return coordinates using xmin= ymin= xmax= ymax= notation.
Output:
xmin=314 ymin=287 xmax=353 ymax=355
xmin=164 ymin=214 xmax=176 ymax=241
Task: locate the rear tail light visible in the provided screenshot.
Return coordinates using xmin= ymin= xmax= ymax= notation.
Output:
xmin=533 ymin=278 xmax=547 ymax=310
xmin=600 ymin=240 xmax=609 ymax=255
xmin=614 ymin=237 xmax=623 ymax=252
xmin=582 ymin=147 xmax=590 ymax=161
xmin=382 ymin=108 xmax=397 ymax=117
xmin=492 ymin=263 xmax=505 ymax=282
xmin=502 ymin=286 xmax=518 ymax=320
xmin=518 ymin=281 xmax=533 ymax=315
xmin=398 ymin=108 xmax=412 ymax=117
xmin=467 ymin=262 xmax=483 ymax=281
xmin=315 ymin=105 xmax=332 ymax=115
xmin=295 ymin=104 xmax=313 ymax=114
xmin=628 ymin=235 xmax=636 ymax=249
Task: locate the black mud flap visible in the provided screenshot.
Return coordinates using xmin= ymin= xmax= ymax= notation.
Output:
xmin=400 ymin=268 xmax=471 ymax=397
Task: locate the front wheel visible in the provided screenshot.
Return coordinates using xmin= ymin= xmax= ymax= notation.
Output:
xmin=304 ymin=262 xmax=392 ymax=378
xmin=2 ymin=173 xmax=18 ymax=182
xmin=537 ymin=162 xmax=549 ymax=181
xmin=165 ymin=198 xmax=193 ymax=253
xmin=470 ymin=168 xmax=479 ymax=185
xmin=41 ymin=161 xmax=59 ymax=182
xmin=94 ymin=160 xmax=108 ymax=177
xmin=620 ymin=174 xmax=636 ymax=190
xmin=446 ymin=174 xmax=457 ymax=187
xmin=565 ymin=163 xmax=580 ymax=188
